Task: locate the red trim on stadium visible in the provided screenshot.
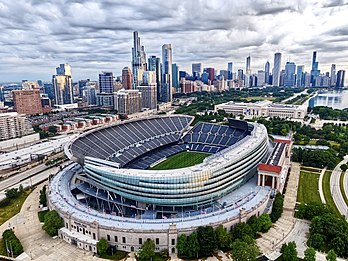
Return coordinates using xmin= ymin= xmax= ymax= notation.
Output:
xmin=258 ymin=164 xmax=282 ymax=173
xmin=274 ymin=139 xmax=291 ymax=144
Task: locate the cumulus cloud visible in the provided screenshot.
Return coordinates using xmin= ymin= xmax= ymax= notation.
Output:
xmin=0 ymin=0 xmax=347 ymax=82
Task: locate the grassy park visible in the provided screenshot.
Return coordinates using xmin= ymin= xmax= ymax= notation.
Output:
xmin=297 ymin=171 xmax=321 ymax=204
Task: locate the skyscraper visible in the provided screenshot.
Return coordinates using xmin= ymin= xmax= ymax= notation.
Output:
xmin=99 ymin=72 xmax=114 ymax=93
xmin=310 ymin=51 xmax=320 ymax=86
xmin=330 ymin=64 xmax=336 ymax=87
xmin=264 ymin=61 xmax=270 ymax=84
xmin=228 ymin=62 xmax=233 ymax=80
xmin=284 ymin=62 xmax=296 ymax=87
xmin=272 ymin=53 xmax=282 ymax=87
xmin=52 ymin=64 xmax=73 ymax=105
xmin=206 ymin=68 xmax=215 ymax=83
xmin=296 ymin=65 xmax=304 ymax=87
xmin=246 ymin=56 xmax=251 ymax=74
xmin=148 ymin=55 xmax=161 ymax=101
xmin=122 ymin=67 xmax=132 ymax=90
xmin=336 ymin=70 xmax=345 ymax=87
xmin=132 ymin=31 xmax=147 ymax=88
xmin=172 ymin=63 xmax=179 ymax=90
xmin=192 ymin=63 xmax=202 ymax=77
xmin=161 ymin=44 xmax=173 ymax=102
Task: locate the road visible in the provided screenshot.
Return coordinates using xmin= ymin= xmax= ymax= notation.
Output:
xmin=330 ymin=155 xmax=348 ymax=218
xmin=0 ymin=161 xmax=71 ymax=201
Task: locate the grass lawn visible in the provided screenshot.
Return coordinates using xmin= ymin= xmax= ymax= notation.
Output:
xmin=151 ymin=151 xmax=210 ymax=170
xmin=0 ymin=189 xmax=32 ymax=226
xmin=339 ymin=171 xmax=348 ymax=208
xmin=322 ymin=170 xmax=341 ymax=217
xmin=297 ymin=171 xmax=321 ymax=204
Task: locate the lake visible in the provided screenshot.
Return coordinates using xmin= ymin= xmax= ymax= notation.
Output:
xmin=308 ymin=90 xmax=348 ymax=109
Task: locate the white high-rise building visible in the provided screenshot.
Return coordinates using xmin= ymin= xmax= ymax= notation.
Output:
xmin=257 ymin=70 xmax=266 ymax=86
xmin=0 ymin=112 xmax=33 ymax=141
xmin=330 ymin=64 xmax=336 ymax=87
xmin=161 ymin=44 xmax=173 ymax=102
xmin=272 ymin=53 xmax=282 ymax=87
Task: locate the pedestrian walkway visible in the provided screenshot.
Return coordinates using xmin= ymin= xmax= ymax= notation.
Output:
xmin=256 ymin=162 xmax=300 ymax=255
xmin=0 ymin=182 xmax=101 ymax=261
xmin=318 ymin=167 xmax=327 ymax=204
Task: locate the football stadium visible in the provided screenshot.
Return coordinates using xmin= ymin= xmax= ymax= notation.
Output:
xmin=48 ymin=115 xmax=272 ymax=254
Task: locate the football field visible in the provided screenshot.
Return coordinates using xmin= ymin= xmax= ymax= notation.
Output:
xmin=150 ymin=151 xmax=210 ymax=170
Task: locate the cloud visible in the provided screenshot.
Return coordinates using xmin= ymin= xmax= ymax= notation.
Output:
xmin=0 ymin=0 xmax=347 ymax=83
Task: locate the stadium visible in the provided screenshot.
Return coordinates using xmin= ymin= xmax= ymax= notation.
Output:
xmin=47 ymin=115 xmax=272 ymax=254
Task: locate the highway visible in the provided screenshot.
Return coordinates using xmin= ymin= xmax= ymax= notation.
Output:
xmin=330 ymin=155 xmax=348 ymax=219
xmin=0 ymin=161 xmax=71 ymax=201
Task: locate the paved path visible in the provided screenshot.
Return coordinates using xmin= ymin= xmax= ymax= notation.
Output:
xmin=257 ymin=162 xmax=300 ymax=255
xmin=318 ymin=167 xmax=327 ymax=204
xmin=344 ymin=170 xmax=348 ymax=211
xmin=330 ymin=156 xmax=348 ymax=218
xmin=0 ymin=182 xmax=101 ymax=261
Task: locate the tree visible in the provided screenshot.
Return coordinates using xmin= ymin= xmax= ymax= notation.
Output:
xmin=340 ymin=164 xmax=348 ymax=172
xmin=326 ymin=249 xmax=337 ymax=261
xmin=42 ymin=210 xmax=63 ymax=236
xmin=230 ymin=240 xmax=259 ymax=261
xmin=177 ymin=234 xmax=187 ymax=258
xmin=2 ymin=229 xmax=23 ymax=256
xmin=247 ymin=215 xmax=260 ymax=235
xmin=280 ymin=241 xmax=298 ymax=261
xmin=231 ymin=222 xmax=253 ymax=241
xmin=97 ymin=238 xmax=108 ymax=255
xmin=215 ymin=225 xmax=232 ymax=251
xmin=270 ymin=193 xmax=284 ymax=222
xmin=48 ymin=125 xmax=58 ymax=134
xmin=5 ymin=188 xmax=19 ymax=199
xmin=304 ymin=247 xmax=316 ymax=261
xmin=39 ymin=185 xmax=47 ymax=207
xmin=308 ymin=233 xmax=325 ymax=250
xmin=197 ymin=226 xmax=216 ymax=257
xmin=258 ymin=214 xmax=272 ymax=233
xmin=187 ymin=231 xmax=200 ymax=259
xmin=138 ymin=239 xmax=155 ymax=261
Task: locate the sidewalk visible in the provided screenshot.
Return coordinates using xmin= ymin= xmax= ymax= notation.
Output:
xmin=0 ymin=182 xmax=101 ymax=261
xmin=318 ymin=167 xmax=327 ymax=204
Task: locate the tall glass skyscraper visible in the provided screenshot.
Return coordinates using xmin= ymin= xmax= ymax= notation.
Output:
xmin=296 ymin=65 xmax=304 ymax=87
xmin=284 ymin=62 xmax=296 ymax=87
xmin=264 ymin=61 xmax=270 ymax=84
xmin=272 ymin=53 xmax=282 ymax=87
xmin=52 ymin=63 xmax=73 ymax=105
xmin=172 ymin=63 xmax=179 ymax=90
xmin=336 ymin=70 xmax=345 ymax=87
xmin=228 ymin=62 xmax=233 ymax=80
xmin=310 ymin=51 xmax=320 ymax=86
xmin=132 ymin=31 xmax=147 ymax=88
xmin=161 ymin=44 xmax=172 ymax=102
xmin=148 ymin=55 xmax=161 ymax=101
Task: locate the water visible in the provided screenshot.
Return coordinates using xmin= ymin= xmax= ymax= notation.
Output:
xmin=309 ymin=90 xmax=348 ymax=109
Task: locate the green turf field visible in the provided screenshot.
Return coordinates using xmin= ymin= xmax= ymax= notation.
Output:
xmin=150 ymin=151 xmax=210 ymax=170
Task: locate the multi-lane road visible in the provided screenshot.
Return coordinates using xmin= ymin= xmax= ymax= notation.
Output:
xmin=0 ymin=161 xmax=71 ymax=201
xmin=330 ymin=156 xmax=348 ymax=218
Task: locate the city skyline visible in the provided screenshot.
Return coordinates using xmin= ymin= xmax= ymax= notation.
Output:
xmin=0 ymin=0 xmax=348 ymax=83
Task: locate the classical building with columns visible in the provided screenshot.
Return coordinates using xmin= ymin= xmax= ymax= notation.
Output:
xmin=257 ymin=139 xmax=291 ymax=192
xmin=214 ymin=100 xmax=307 ymax=119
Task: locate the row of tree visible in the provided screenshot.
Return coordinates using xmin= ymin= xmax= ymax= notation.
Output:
xmin=257 ymin=118 xmax=301 ymax=136
xmin=42 ymin=210 xmax=63 ymax=237
xmin=310 ymin=106 xmax=348 ymax=121
xmin=270 ymin=192 xmax=284 ymax=222
xmin=177 ymin=213 xmax=273 ymax=259
xmin=291 ymin=148 xmax=341 ymax=169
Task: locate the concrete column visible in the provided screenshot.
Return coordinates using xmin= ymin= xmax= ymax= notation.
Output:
xmin=258 ymin=174 xmax=260 ymax=186
xmin=262 ymin=174 xmax=265 ymax=186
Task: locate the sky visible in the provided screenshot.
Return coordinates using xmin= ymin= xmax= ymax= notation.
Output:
xmin=0 ymin=0 xmax=347 ymax=83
